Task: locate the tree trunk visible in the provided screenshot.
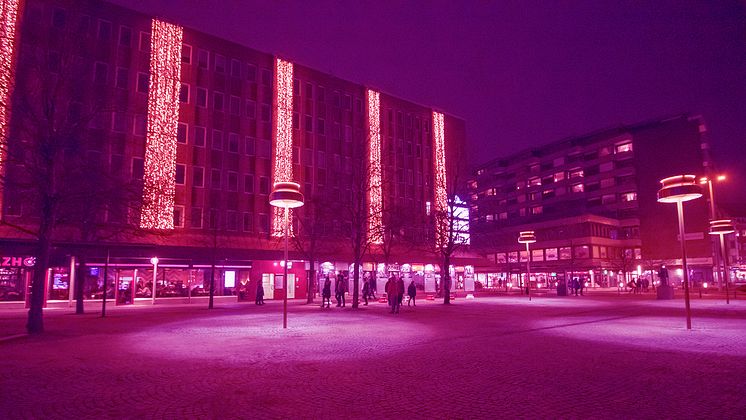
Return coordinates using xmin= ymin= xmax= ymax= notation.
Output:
xmin=306 ymin=258 xmax=315 ymax=304
xmin=352 ymin=255 xmax=360 ymax=309
xmin=443 ymin=254 xmax=451 ymax=305
xmin=27 ymin=229 xmax=52 ymax=334
xmin=75 ymin=255 xmax=86 ymax=314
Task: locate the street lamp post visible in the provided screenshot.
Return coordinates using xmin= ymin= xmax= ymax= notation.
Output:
xmin=657 ymin=175 xmax=702 ymax=330
xmin=709 ymin=219 xmax=735 ymax=304
xmin=150 ymin=257 xmax=159 ymax=305
xmin=269 ymin=182 xmax=304 ymax=329
xmin=700 ymin=175 xmax=726 ymax=288
xmin=518 ymin=231 xmax=537 ymax=301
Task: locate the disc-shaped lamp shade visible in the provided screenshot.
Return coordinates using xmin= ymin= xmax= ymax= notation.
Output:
xmin=657 ymin=175 xmax=702 ymax=203
xmin=709 ymin=219 xmax=735 ymax=235
xmin=518 ymin=231 xmax=537 ymax=244
xmin=269 ymin=182 xmax=304 ymax=209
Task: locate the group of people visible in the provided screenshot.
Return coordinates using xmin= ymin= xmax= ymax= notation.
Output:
xmin=626 ymin=277 xmax=650 ymax=293
xmin=319 ymin=273 xmax=417 ymax=312
xmin=569 ymin=278 xmax=585 ymax=296
xmin=385 ymin=275 xmax=417 ymax=314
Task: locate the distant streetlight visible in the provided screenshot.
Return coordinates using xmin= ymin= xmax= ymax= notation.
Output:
xmin=658 ymin=175 xmax=702 ymax=330
xmin=518 ymin=231 xmax=537 ymax=301
xmin=700 ymin=174 xmax=727 ymax=288
xmin=269 ymin=182 xmax=304 ymax=329
xmin=709 ymin=219 xmax=735 ymax=304
xmin=150 ymin=257 xmax=159 ymax=305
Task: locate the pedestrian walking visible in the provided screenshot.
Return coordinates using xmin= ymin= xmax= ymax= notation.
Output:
xmin=572 ymin=278 xmax=580 ymax=296
xmin=321 ymin=277 xmax=332 ymax=308
xmin=255 ymin=280 xmax=264 ymax=305
xmin=362 ymin=278 xmax=370 ymax=306
xmin=407 ymin=280 xmax=417 ymax=306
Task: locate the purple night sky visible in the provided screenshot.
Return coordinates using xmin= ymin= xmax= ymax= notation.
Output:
xmin=112 ymin=0 xmax=746 ymax=202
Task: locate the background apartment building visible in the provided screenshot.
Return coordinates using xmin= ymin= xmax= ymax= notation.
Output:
xmin=469 ymin=115 xmax=713 ymax=290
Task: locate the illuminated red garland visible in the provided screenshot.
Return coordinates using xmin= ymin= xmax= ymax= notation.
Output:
xmin=433 ymin=111 xmax=448 ymax=248
xmin=367 ymin=89 xmax=383 ymax=243
xmin=0 ymin=0 xmax=19 ymax=219
xmin=140 ymin=19 xmax=183 ymax=230
xmin=271 ymin=58 xmax=294 ymax=236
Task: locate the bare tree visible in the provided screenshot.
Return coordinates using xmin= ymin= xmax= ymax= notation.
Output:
xmin=0 ymin=19 xmax=125 ymax=332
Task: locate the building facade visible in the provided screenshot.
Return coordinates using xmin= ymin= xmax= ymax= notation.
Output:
xmin=0 ymin=0 xmax=466 ymax=306
xmin=469 ymin=115 xmax=714 ymax=290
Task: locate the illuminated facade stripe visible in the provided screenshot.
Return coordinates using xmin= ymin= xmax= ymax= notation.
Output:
xmin=433 ymin=111 xmax=448 ymax=248
xmin=366 ymin=89 xmax=383 ymax=244
xmin=0 ymin=0 xmax=20 ymax=220
xmin=140 ymin=19 xmax=183 ymax=230
xmin=271 ymin=58 xmax=294 ymax=236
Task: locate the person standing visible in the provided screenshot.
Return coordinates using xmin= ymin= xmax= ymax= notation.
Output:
xmin=396 ymin=276 xmax=405 ymax=313
xmin=362 ymin=278 xmax=370 ymax=306
xmin=385 ymin=275 xmax=397 ymax=313
xmin=407 ymin=280 xmax=417 ymax=307
xmin=336 ymin=274 xmax=347 ymax=307
xmin=321 ymin=276 xmax=332 ymax=308
xmin=255 ymin=280 xmax=265 ymax=305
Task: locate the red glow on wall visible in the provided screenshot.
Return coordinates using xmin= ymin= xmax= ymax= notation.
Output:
xmin=367 ymin=89 xmax=383 ymax=244
xmin=0 ymin=0 xmax=20 ymax=220
xmin=140 ymin=19 xmax=183 ymax=230
xmin=271 ymin=57 xmax=294 ymax=236
xmin=433 ymin=111 xmax=448 ymax=248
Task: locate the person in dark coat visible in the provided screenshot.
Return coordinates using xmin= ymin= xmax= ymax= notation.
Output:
xmin=255 ymin=280 xmax=265 ymax=305
xmin=407 ymin=280 xmax=417 ymax=307
xmin=321 ymin=277 xmax=332 ymax=308
xmin=385 ymin=275 xmax=397 ymax=313
xmin=362 ymin=278 xmax=370 ymax=306
xmin=336 ymin=274 xmax=346 ymax=307
xmin=396 ymin=276 xmax=405 ymax=313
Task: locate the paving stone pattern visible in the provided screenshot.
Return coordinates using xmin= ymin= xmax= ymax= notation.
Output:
xmin=1 ymin=294 xmax=745 ymax=419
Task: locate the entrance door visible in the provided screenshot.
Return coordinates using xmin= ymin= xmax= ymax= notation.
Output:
xmin=116 ymin=271 xmax=134 ymax=305
xmin=262 ymin=273 xmax=274 ymax=299
xmin=287 ymin=274 xmax=295 ymax=298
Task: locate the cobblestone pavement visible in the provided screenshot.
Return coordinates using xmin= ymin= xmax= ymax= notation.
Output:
xmin=1 ymin=294 xmax=746 ymax=419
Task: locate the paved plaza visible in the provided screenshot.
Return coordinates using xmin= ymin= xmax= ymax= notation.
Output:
xmin=1 ymin=292 xmax=746 ymax=419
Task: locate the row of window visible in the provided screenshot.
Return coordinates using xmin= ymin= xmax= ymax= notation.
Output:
xmin=481 ymin=192 xmax=638 ymax=221
xmin=494 ymin=245 xmax=641 ymax=264
xmin=475 ymin=141 xmax=634 ymax=180
xmin=175 ymin=207 xmax=270 ymax=233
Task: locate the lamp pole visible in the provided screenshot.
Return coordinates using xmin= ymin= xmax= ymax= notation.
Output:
xmin=658 ymin=175 xmax=702 ymax=330
xmin=710 ymin=220 xmax=735 ymax=304
xmin=518 ymin=231 xmax=537 ymax=301
xmin=701 ymin=176 xmax=726 ymax=289
xmin=269 ymin=182 xmax=304 ymax=329
xmin=150 ymin=257 xmax=158 ymax=305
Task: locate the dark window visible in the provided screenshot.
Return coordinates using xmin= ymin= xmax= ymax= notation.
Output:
xmin=137 ymin=73 xmax=148 ymax=93
xmin=245 ymin=100 xmax=256 ymax=118
xmin=94 ymin=62 xmax=107 ymax=84
xmin=194 ymin=126 xmax=206 ymax=147
xmin=245 ymin=137 xmax=255 ymax=155
xmin=179 ymin=84 xmax=189 ymax=103
xmin=177 ymin=123 xmax=188 ymax=144
xmin=213 ymin=92 xmax=224 ymax=111
xmin=175 ymin=164 xmax=186 ymax=185
xmin=231 ymin=59 xmax=241 ymax=77
xmin=119 ymin=26 xmax=132 ymax=47
xmin=97 ymin=20 xmax=112 ymax=41
xmin=197 ymin=49 xmax=209 ymax=69
xmin=115 ymin=67 xmax=128 ymax=89
xmin=211 ymin=169 xmax=221 ymax=189
xmin=132 ymin=158 xmax=144 ymax=180
xmin=212 ymin=130 xmax=223 ymax=150
xmin=215 ymin=54 xmax=226 ymax=73
xmin=259 ymin=177 xmax=269 ymax=195
xmin=139 ymin=32 xmax=151 ymax=52
xmin=196 ymin=87 xmax=207 ymax=107
xmin=193 ymin=167 xmax=204 ymax=187
xmin=228 ymin=133 xmax=239 ymax=153
xmin=247 ymin=64 xmax=256 ymax=81
xmin=242 ymin=213 xmax=253 ymax=232
xmin=191 ymin=208 xmax=203 ymax=228
xmin=227 ymin=172 xmax=238 ymax=191
xmin=230 ymin=95 xmax=240 ymax=115
xmin=244 ymin=174 xmax=254 ymax=193
xmin=181 ymin=44 xmax=192 ymax=64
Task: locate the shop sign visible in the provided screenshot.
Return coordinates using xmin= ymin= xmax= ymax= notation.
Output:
xmin=1 ymin=256 xmax=36 ymax=267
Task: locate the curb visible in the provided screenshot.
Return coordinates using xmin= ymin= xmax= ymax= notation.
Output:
xmin=0 ymin=333 xmax=28 ymax=343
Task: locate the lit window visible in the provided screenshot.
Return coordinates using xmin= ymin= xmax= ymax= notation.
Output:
xmin=621 ymin=192 xmax=637 ymax=202
xmin=528 ymin=177 xmax=541 ymax=187
xmin=569 ymin=168 xmax=584 ymax=178
xmin=530 ymin=206 xmax=543 ymax=215
xmin=571 ymin=183 xmax=584 ymax=193
xmin=615 ymin=142 xmax=633 ymax=154
xmin=554 ymin=172 xmax=565 ymax=182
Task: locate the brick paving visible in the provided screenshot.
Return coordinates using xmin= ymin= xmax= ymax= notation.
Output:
xmin=1 ymin=293 xmax=745 ymax=419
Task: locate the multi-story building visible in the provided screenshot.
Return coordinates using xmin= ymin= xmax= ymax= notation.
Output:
xmin=0 ymin=0 xmax=466 ymax=306
xmin=469 ymin=115 xmax=713 ymax=290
